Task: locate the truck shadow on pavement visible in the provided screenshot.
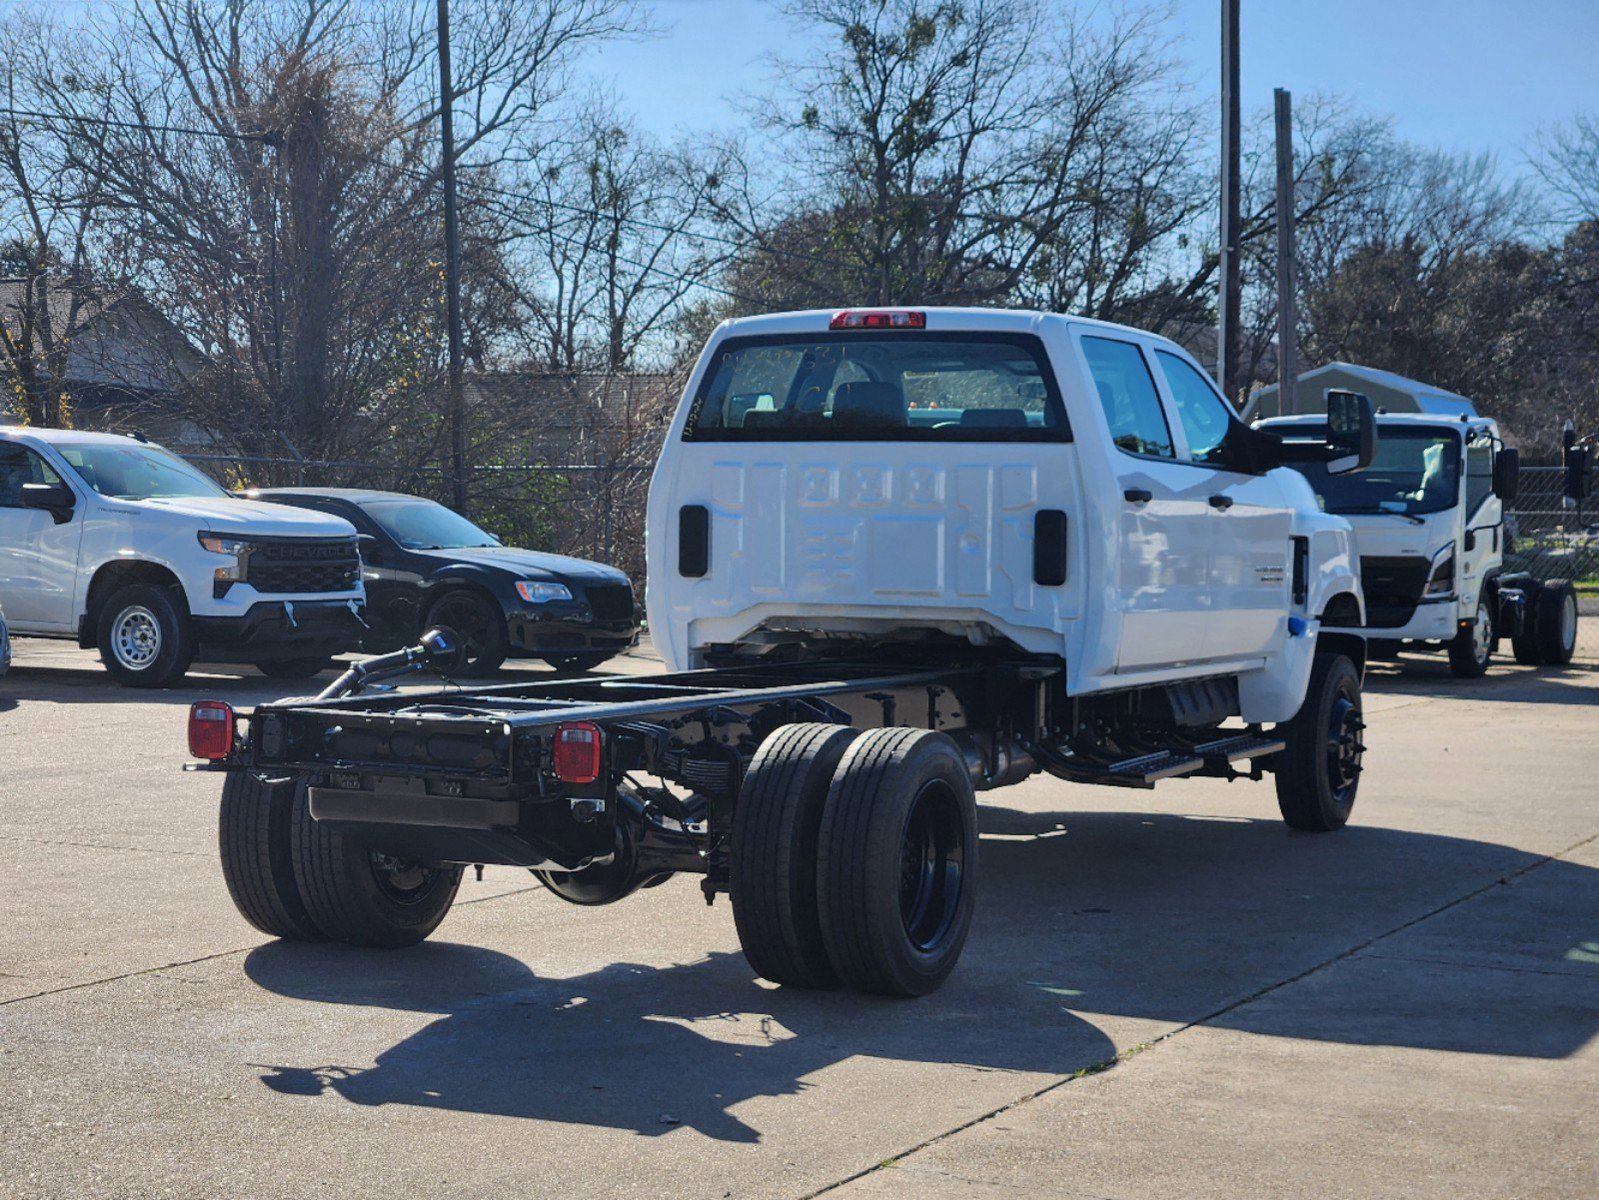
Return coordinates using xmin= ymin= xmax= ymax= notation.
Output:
xmin=242 ymin=810 xmax=1599 ymax=1142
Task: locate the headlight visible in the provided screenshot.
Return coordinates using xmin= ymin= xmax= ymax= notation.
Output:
xmin=198 ymin=533 xmax=251 ymax=556
xmin=1423 ymin=541 xmax=1456 ymax=597
xmin=516 ymin=580 xmax=572 ymax=603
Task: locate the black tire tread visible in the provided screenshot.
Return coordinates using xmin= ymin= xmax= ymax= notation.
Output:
xmin=730 ymin=723 xmax=860 ymax=989
xmin=289 ymin=785 xmax=461 ymax=947
xmin=817 ymin=728 xmax=976 ymax=997
xmin=1535 ymin=580 xmax=1577 ymax=666
xmin=217 ymin=771 xmax=325 ymax=941
xmin=1275 ymin=652 xmax=1361 ymax=833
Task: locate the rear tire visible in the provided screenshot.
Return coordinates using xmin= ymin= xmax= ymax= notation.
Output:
xmin=217 ymin=771 xmax=325 ymax=941
xmin=290 ymin=784 xmax=462 ymax=947
xmin=730 ymin=723 xmax=862 ymax=989
xmin=1534 ymin=580 xmax=1578 ymax=665
xmin=816 ymin=728 xmax=978 ymax=997
xmin=1275 ymin=652 xmax=1364 ymax=832
xmin=258 ymin=656 xmax=334 ymax=680
xmin=96 ymin=583 xmax=194 ymax=688
xmin=1447 ymin=599 xmax=1494 ymax=678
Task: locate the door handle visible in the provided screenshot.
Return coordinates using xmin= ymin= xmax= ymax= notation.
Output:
xmin=1123 ymin=488 xmax=1152 ymax=504
xmin=1208 ymin=494 xmax=1234 ymax=510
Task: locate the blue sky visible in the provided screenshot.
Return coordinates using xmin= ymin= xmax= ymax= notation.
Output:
xmin=601 ymin=0 xmax=1599 ymax=170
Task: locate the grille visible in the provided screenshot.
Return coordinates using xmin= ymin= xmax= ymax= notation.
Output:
xmin=247 ymin=537 xmax=361 ymax=595
xmin=1359 ymin=555 xmax=1430 ymax=628
xmin=584 ymin=583 xmax=635 ymax=622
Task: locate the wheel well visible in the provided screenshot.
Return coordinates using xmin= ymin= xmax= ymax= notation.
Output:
xmin=1316 ymin=630 xmax=1366 ymax=677
xmin=1319 ymin=591 xmax=1362 ymax=628
xmin=80 ymin=561 xmax=187 ymax=647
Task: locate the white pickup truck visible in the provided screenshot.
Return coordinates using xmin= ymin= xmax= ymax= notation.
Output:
xmin=201 ymin=307 xmax=1376 ymax=998
xmin=1259 ymin=411 xmax=1578 ymax=676
xmin=0 ymin=427 xmax=365 ymax=686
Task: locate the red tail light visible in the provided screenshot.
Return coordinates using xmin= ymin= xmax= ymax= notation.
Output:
xmin=552 ymin=721 xmax=604 ymax=784
xmin=188 ymin=701 xmax=236 ymax=760
xmin=829 ymin=309 xmax=926 ymax=330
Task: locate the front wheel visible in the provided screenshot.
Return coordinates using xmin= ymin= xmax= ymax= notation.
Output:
xmin=816 ymin=728 xmax=978 ymax=997
xmin=424 ymin=590 xmax=507 ymax=676
xmin=290 ymin=784 xmax=462 ymax=947
xmin=96 ymin=583 xmax=194 ymax=688
xmin=1275 ymin=652 xmax=1364 ymax=832
xmin=1447 ymin=600 xmax=1494 ymax=678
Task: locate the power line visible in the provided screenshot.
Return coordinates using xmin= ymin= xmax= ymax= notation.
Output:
xmin=0 ymin=104 xmax=276 ymax=144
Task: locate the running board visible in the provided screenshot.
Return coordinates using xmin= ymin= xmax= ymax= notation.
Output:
xmin=1042 ymin=734 xmax=1288 ymax=789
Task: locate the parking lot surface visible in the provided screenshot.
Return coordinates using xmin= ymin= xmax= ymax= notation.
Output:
xmin=2 ymin=632 xmax=1596 ymax=1199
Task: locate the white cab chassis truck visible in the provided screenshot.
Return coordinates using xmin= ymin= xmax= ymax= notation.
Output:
xmin=202 ymin=308 xmax=1375 ymax=998
xmin=0 ymin=427 xmax=365 ymax=687
xmin=1258 ymin=411 xmax=1579 ymax=677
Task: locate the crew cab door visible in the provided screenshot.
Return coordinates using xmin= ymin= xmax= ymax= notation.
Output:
xmin=1076 ymin=334 xmax=1214 ymax=671
xmin=1152 ymin=350 xmax=1293 ymax=659
xmin=0 ymin=441 xmax=83 ymax=632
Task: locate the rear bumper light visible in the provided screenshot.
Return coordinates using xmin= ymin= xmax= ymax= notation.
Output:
xmin=553 ymin=721 xmax=603 ymax=784
xmin=188 ymin=701 xmax=236 ymax=760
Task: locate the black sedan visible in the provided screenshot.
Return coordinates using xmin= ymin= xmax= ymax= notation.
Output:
xmin=245 ymin=488 xmax=639 ymax=675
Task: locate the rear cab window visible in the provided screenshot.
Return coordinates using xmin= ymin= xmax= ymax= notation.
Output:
xmin=683 ymin=333 xmax=1070 ymax=442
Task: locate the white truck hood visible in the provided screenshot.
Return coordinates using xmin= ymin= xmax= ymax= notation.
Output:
xmin=134 ymin=495 xmax=357 ymax=538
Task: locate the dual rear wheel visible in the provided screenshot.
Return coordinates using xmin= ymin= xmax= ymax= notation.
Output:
xmin=219 ymin=773 xmax=461 ymax=947
xmin=730 ymin=724 xmax=978 ymax=998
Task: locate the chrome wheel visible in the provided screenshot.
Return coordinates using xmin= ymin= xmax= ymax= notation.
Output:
xmin=1560 ymin=592 xmax=1577 ymax=653
xmin=110 ymin=606 xmax=162 ymax=670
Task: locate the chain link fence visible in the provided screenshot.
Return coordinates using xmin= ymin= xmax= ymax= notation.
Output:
xmin=1507 ymin=465 xmax=1599 ymax=586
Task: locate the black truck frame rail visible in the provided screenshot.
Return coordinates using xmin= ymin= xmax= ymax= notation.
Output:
xmin=236 ymin=658 xmax=1052 ymax=893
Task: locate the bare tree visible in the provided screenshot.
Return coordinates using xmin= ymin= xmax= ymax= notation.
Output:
xmin=17 ymin=0 xmax=638 ymax=471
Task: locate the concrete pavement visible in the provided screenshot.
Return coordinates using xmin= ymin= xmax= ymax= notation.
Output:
xmin=1 ymin=634 xmax=1595 ymax=1198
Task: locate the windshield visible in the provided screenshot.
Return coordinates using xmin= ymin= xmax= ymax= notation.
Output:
xmin=57 ymin=443 xmax=226 ymax=501
xmin=684 ymin=333 xmax=1069 ymax=441
xmin=362 ymin=498 xmax=497 ymax=550
xmin=1292 ymin=426 xmax=1461 ymax=516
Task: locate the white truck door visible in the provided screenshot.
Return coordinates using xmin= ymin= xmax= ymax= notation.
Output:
xmin=0 ymin=441 xmax=82 ymax=632
xmin=1076 ymin=334 xmax=1214 ymax=671
xmin=1152 ymin=349 xmax=1292 ymax=660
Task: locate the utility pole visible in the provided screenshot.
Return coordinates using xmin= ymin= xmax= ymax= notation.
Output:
xmin=1273 ymin=87 xmax=1298 ymax=416
xmin=1217 ymin=0 xmax=1241 ymax=400
xmin=437 ymin=0 xmax=468 ymax=512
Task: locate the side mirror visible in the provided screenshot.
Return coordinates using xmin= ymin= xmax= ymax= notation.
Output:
xmin=1493 ymin=447 xmax=1520 ymax=503
xmin=1565 ymin=444 xmax=1592 ymax=502
xmin=418 ymin=625 xmax=467 ymax=676
xmin=356 ymin=532 xmax=381 ymax=556
xmin=1325 ymin=389 xmax=1377 ymax=475
xmin=21 ymin=481 xmax=75 ymax=523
